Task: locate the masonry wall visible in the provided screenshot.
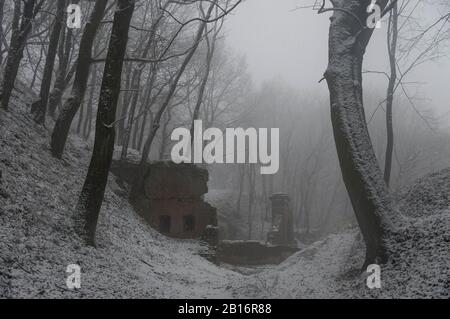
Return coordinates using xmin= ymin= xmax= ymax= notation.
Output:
xmin=111 ymin=160 xmax=217 ymax=239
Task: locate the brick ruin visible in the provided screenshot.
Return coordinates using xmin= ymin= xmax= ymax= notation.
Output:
xmin=111 ymin=161 xmax=217 ymax=239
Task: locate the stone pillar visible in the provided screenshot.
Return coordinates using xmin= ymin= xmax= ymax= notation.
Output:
xmin=268 ymin=193 xmax=295 ymax=246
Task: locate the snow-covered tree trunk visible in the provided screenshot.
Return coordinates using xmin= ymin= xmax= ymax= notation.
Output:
xmin=50 ymin=0 xmax=108 ymax=159
xmin=323 ymin=0 xmax=395 ymax=267
xmin=76 ymin=0 xmax=135 ymax=246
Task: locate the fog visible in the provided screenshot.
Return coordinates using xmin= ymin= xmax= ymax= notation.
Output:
xmin=1 ymin=0 xmax=449 ymax=298
xmin=226 ymin=0 xmax=450 ymax=127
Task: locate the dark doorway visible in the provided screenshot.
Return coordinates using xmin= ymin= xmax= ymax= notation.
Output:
xmin=159 ymin=215 xmax=171 ymax=233
xmin=183 ymin=215 xmax=195 ymax=232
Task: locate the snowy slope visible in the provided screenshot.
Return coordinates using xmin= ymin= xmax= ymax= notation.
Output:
xmin=0 ymin=100 xmax=242 ymax=298
xmin=231 ymin=169 xmax=450 ymax=298
xmin=0 ymin=97 xmax=448 ymax=298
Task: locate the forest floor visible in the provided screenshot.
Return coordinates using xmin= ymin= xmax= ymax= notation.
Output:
xmin=0 ymin=96 xmax=448 ymax=298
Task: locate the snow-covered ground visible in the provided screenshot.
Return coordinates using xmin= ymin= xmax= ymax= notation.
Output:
xmin=0 ymin=98 xmax=448 ymax=298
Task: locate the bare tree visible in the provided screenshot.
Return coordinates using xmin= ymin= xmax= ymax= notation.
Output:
xmin=383 ymin=2 xmax=398 ymax=185
xmin=82 ymin=57 xmax=99 ymax=139
xmin=189 ymin=4 xmax=224 ymax=142
xmin=119 ymin=1 xmax=170 ymax=160
xmin=0 ymin=0 xmax=44 ymax=109
xmin=0 ymin=0 xmax=5 ymax=66
xmin=47 ymin=20 xmax=76 ymax=118
xmin=369 ymin=0 xmax=449 ymax=186
xmin=319 ymin=0 xmax=398 ymax=267
xmin=30 ymin=0 xmax=66 ymax=124
xmin=50 ymin=0 xmax=108 ymax=159
xmin=76 ymin=0 xmax=135 ymax=246
xmin=130 ymin=0 xmax=217 ymax=197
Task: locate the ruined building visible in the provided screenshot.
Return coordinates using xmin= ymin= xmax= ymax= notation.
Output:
xmin=217 ymin=193 xmax=298 ymax=265
xmin=111 ymin=161 xmax=217 ymax=239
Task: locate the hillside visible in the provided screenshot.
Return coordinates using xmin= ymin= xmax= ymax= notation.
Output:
xmin=0 ymin=98 xmax=448 ymax=298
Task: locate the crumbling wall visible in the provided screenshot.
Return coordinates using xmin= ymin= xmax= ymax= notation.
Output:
xmin=110 ymin=160 xmax=217 ymax=239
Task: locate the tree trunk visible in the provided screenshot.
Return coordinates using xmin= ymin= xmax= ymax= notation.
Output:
xmin=77 ymin=98 xmax=85 ymax=135
xmin=158 ymin=108 xmax=172 ymax=160
xmin=247 ymin=164 xmax=256 ymax=240
xmin=76 ymin=0 xmax=134 ymax=246
xmin=0 ymin=0 xmax=6 ymax=67
xmin=83 ymin=63 xmax=98 ymax=140
xmin=323 ymin=0 xmax=394 ymax=268
xmin=48 ymin=26 xmax=74 ymax=118
xmin=0 ymin=0 xmax=21 ymax=109
xmin=190 ymin=18 xmax=219 ymax=143
xmin=120 ymin=70 xmax=141 ymax=160
xmin=30 ymin=0 xmax=66 ymax=124
xmin=260 ymin=175 xmax=269 ymax=238
xmin=1 ymin=0 xmax=41 ymax=109
xmin=137 ymin=110 xmax=149 ymax=151
xmin=116 ymin=63 xmax=133 ymax=144
xmin=383 ymin=3 xmax=398 ymax=186
xmin=50 ymin=0 xmax=108 ymax=159
xmin=131 ymin=74 xmax=152 ymax=150
xmin=235 ymin=164 xmax=245 ymax=217
xmin=29 ymin=39 xmax=45 ymax=90
xmin=132 ymin=92 xmax=149 ymax=151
